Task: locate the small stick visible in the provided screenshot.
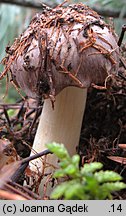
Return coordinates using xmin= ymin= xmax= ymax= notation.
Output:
xmin=0 ymin=103 xmax=38 ymax=109
xmin=16 ymin=101 xmax=25 ymax=120
xmin=28 ymin=106 xmax=42 ymax=137
xmin=0 ymin=189 xmax=27 ymax=200
xmin=9 ymin=182 xmax=41 ymax=200
xmin=21 ymin=149 xmax=52 ymax=165
xmin=3 ymin=107 xmax=11 ymax=127
xmin=4 ymin=183 xmax=32 ymax=200
xmin=11 ymin=149 xmax=52 ymax=183
xmin=2 ymin=74 xmax=9 ymax=99
xmin=118 ymin=24 xmax=126 ymax=47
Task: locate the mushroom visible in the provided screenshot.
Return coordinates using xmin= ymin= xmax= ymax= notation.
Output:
xmin=2 ymin=3 xmax=119 ymax=195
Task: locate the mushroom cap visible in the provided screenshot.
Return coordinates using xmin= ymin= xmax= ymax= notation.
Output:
xmin=5 ymin=3 xmax=119 ymax=100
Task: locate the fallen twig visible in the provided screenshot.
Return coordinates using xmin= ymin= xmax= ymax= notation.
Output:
xmin=11 ymin=149 xmax=52 ymax=182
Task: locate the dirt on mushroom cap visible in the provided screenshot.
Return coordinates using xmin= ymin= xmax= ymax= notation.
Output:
xmin=1 ymin=3 xmax=119 ymax=102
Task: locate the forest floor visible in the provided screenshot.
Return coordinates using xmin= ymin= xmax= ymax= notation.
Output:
xmin=0 ymin=55 xmax=126 ymax=200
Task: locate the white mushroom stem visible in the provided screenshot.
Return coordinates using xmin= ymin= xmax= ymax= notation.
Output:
xmin=30 ymin=87 xmax=87 ymax=195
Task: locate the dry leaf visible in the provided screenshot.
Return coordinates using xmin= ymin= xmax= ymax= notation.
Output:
xmin=0 ymin=138 xmax=10 ymax=152
xmin=0 ymin=139 xmax=18 ymax=170
xmin=118 ymin=144 xmax=126 ymax=150
xmin=107 ymin=156 xmax=126 ymax=164
xmin=0 ymin=161 xmax=20 ymax=188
